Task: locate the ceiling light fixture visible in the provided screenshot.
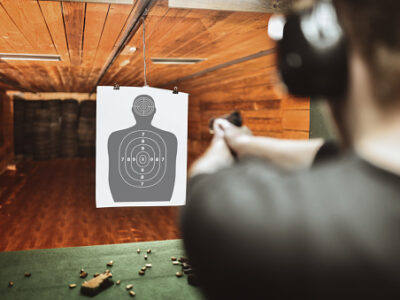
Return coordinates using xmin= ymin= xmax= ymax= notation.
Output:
xmin=0 ymin=53 xmax=61 ymax=62
xmin=151 ymin=58 xmax=206 ymax=65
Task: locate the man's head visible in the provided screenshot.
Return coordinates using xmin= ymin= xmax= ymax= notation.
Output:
xmin=132 ymin=95 xmax=156 ymax=123
xmin=333 ymin=0 xmax=400 ymax=108
xmin=284 ymin=0 xmax=400 ymax=144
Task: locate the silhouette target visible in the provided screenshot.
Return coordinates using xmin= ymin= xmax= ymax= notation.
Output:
xmin=108 ymin=94 xmax=178 ymax=203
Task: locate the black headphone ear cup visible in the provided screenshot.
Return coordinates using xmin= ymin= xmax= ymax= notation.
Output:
xmin=277 ymin=0 xmax=348 ymax=99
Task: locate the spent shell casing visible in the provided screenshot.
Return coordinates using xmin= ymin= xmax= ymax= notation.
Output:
xmin=176 ymin=272 xmax=183 ymax=278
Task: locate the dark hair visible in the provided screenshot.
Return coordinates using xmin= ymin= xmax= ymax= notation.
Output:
xmin=334 ymin=0 xmax=400 ymax=106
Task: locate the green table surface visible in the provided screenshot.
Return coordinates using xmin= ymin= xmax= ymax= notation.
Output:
xmin=0 ymin=239 xmax=204 ymax=300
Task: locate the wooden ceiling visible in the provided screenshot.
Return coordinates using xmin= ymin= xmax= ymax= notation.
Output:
xmin=0 ymin=0 xmax=145 ymax=92
xmin=101 ymin=0 xmax=275 ymax=88
xmin=0 ymin=0 xmax=276 ymax=93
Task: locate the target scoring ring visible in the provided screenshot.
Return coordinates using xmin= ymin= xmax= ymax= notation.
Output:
xmin=118 ymin=130 xmax=167 ymax=188
xmin=128 ymin=141 xmax=157 ymax=176
xmin=137 ymin=151 xmax=150 ymax=167
xmin=133 ymin=95 xmax=155 ymax=117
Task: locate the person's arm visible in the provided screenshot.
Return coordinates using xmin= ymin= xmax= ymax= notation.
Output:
xmin=189 ymin=119 xmax=325 ymax=180
xmin=188 ymin=119 xmax=235 ymax=178
xmin=220 ymin=120 xmax=325 ymax=170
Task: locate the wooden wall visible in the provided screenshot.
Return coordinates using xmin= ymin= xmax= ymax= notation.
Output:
xmin=0 ymin=92 xmax=13 ymax=173
xmin=7 ymin=92 xmax=97 ymax=102
xmin=177 ymin=54 xmax=310 ymax=166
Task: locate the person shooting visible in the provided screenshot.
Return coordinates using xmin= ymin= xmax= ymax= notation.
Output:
xmin=182 ymin=0 xmax=400 ymax=299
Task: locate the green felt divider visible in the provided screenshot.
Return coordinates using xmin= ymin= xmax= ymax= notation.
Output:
xmin=0 ymin=239 xmax=204 ymax=300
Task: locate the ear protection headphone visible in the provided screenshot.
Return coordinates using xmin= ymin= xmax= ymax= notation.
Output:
xmin=268 ymin=0 xmax=348 ymax=99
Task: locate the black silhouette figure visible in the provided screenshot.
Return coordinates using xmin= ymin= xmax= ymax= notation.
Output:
xmin=108 ymin=95 xmax=178 ymax=202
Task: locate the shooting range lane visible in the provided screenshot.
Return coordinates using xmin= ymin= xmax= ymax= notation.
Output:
xmin=0 ymin=158 xmax=179 ymax=252
xmin=0 ymin=2 xmax=311 ymax=298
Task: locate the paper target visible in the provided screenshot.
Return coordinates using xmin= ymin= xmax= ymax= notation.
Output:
xmin=97 ymin=86 xmax=188 ymax=207
xmin=118 ymin=130 xmax=167 ymax=188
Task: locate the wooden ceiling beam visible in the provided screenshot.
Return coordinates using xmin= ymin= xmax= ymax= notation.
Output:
xmin=91 ymin=0 xmax=155 ymax=92
xmin=61 ymin=2 xmax=86 ymax=66
xmin=161 ymin=48 xmax=276 ymax=88
xmin=41 ymin=0 xmax=134 ymax=4
xmin=168 ymin=0 xmax=292 ymax=13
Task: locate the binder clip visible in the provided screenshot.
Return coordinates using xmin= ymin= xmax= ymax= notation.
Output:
xmin=173 ymin=86 xmax=179 ymax=94
xmin=113 ymin=84 xmax=120 ymax=90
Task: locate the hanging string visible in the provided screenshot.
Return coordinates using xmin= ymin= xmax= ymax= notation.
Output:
xmin=142 ymin=16 xmax=148 ymax=87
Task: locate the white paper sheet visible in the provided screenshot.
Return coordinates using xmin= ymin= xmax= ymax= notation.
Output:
xmin=96 ymin=86 xmax=188 ymax=207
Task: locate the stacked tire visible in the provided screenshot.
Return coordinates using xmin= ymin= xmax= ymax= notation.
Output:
xmin=33 ymin=101 xmax=51 ymax=160
xmin=14 ymin=98 xmax=96 ymax=160
xmin=23 ymin=101 xmax=42 ymax=158
xmin=78 ymin=100 xmax=96 ymax=157
xmin=13 ymin=97 xmax=25 ymax=156
xmin=48 ymin=100 xmax=61 ymax=159
xmin=61 ymin=99 xmax=79 ymax=157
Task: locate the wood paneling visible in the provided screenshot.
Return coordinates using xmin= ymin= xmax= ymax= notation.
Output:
xmin=81 ymin=2 xmax=111 ymax=90
xmin=62 ymin=2 xmax=86 ymax=66
xmin=1 ymin=0 xmax=56 ymax=54
xmin=0 ymin=92 xmax=13 ymax=174
xmin=44 ymin=0 xmax=135 ymax=3
xmin=0 ymin=0 xmax=140 ymax=92
xmin=7 ymin=91 xmax=96 ymax=102
xmin=0 ymin=158 xmax=180 ymax=252
xmin=164 ymin=54 xmax=309 ymax=165
xmin=84 ymin=3 xmax=136 ymax=90
xmin=100 ymin=0 xmax=276 ymax=87
xmin=38 ymin=1 xmax=72 ymax=91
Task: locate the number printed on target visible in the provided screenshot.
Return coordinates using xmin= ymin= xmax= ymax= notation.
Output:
xmin=118 ymin=130 xmax=167 ymax=188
